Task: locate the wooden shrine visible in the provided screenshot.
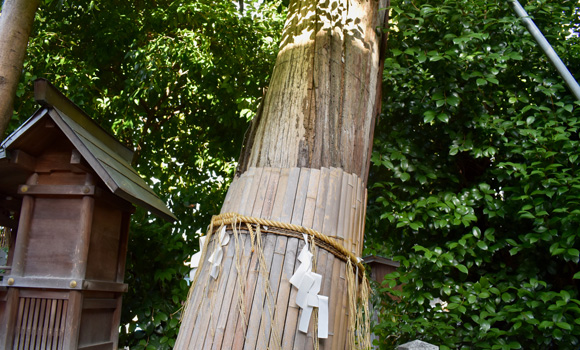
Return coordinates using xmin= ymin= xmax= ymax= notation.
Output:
xmin=0 ymin=79 xmax=175 ymax=350
xmin=363 ymin=255 xmax=400 ymax=285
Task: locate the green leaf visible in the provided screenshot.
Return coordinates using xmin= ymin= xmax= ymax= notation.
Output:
xmin=456 ymin=264 xmax=468 ymax=274
xmin=556 ymin=322 xmax=572 ymax=330
xmin=437 ymin=113 xmax=449 ymax=123
xmin=501 ymin=293 xmax=514 ymax=303
xmin=447 ymin=95 xmax=460 ymax=107
xmin=423 ymin=110 xmax=436 ymax=123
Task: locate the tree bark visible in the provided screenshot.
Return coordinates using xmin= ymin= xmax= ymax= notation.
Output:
xmin=0 ymin=0 xmax=40 ymax=140
xmin=176 ymin=0 xmax=388 ymax=348
xmin=238 ymin=0 xmax=387 ymax=183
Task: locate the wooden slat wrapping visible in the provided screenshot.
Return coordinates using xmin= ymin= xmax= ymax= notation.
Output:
xmin=210 ymin=234 xmax=248 ymax=349
xmin=175 ymin=167 xmax=367 ymax=350
xmin=255 ymin=233 xmax=286 ymax=349
xmin=269 ymin=168 xmax=290 ymax=222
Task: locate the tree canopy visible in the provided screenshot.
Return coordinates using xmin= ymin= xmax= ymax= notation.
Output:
xmin=6 ymin=0 xmax=285 ymax=348
xmin=365 ymin=0 xmax=580 ymax=348
xmin=3 ymin=0 xmax=580 ymax=349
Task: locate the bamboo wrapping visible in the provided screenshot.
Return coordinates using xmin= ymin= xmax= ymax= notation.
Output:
xmin=175 ymin=167 xmax=368 ymax=350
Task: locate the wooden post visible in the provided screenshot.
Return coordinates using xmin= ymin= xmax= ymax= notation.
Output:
xmin=176 ymin=0 xmax=389 ymax=348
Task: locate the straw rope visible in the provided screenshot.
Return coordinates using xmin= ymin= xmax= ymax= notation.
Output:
xmin=210 ymin=212 xmax=366 ymax=275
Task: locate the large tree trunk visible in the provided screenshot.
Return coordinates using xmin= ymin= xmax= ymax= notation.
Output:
xmin=176 ymin=0 xmax=388 ymax=348
xmin=0 ymin=0 xmax=39 ymax=140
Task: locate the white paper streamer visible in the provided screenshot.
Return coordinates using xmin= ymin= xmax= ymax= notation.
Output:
xmin=187 ymin=226 xmax=231 ymax=281
xmin=289 ymin=234 xmax=329 ymax=339
xmin=208 ymin=226 xmax=230 ymax=279
xmin=187 ymin=235 xmax=206 ymax=281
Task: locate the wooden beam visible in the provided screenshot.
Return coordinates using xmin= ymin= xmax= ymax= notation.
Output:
xmin=17 ymin=184 xmax=95 ymax=196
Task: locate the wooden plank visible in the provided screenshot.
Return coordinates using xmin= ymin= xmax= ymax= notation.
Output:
xmin=268 ymin=236 xmax=299 ymax=349
xmin=11 ymin=192 xmax=35 ymax=276
xmin=55 ymin=299 xmax=66 ymax=350
xmin=83 ymin=280 xmax=128 ymax=293
xmin=23 ymin=298 xmax=35 ymax=350
xmin=280 ymin=237 xmax=306 ymax=349
xmin=116 ymin=211 xmax=132 ymax=283
xmin=237 ymin=167 xmax=256 ymax=215
xmin=63 ymin=291 xmax=82 ymax=350
xmin=0 ymin=289 xmax=19 ymax=349
xmin=29 ymin=298 xmax=45 ymax=349
xmin=82 ymin=299 xmax=118 ymax=310
xmin=337 ymin=262 xmax=349 ymax=350
xmin=361 ymin=187 xmax=368 ymax=254
xmin=260 ymin=168 xmax=281 ymax=219
xmin=242 ymin=167 xmax=264 ymax=216
xmin=17 ymin=184 xmax=95 ymax=196
xmin=251 ymin=167 xmax=272 ymax=218
xmin=336 ymin=171 xmax=350 ymax=243
xmin=319 ymin=167 xmax=344 ymax=350
xmin=255 ymin=234 xmax=287 ymax=349
xmin=342 ymin=173 xmax=355 ymax=253
xmin=189 ymin=237 xmax=224 ymax=349
xmin=13 ymin=293 xmax=25 ymax=350
xmin=40 ymin=298 xmax=51 ymax=350
xmin=325 ymin=259 xmax=343 ymax=349
xmin=220 ymin=176 xmax=238 ymax=213
xmin=290 ymin=168 xmax=311 ymax=226
xmin=231 ymin=228 xmax=263 ymax=348
xmin=210 ymin=233 xmax=248 ymax=349
xmin=110 ymin=296 xmax=123 ymax=350
xmin=37 ymin=299 xmax=48 ymax=349
xmin=72 ymin=189 xmax=95 ymax=280
xmin=353 ymin=176 xmax=364 ymax=255
xmin=312 ymin=167 xmax=330 ymax=233
xmin=280 ymin=168 xmax=301 ymax=224
xmin=46 ymin=298 xmax=58 ymax=350
xmin=185 ymin=238 xmax=220 ymax=349
xmin=301 ymin=169 xmax=320 ymax=230
xmin=319 ymin=252 xmax=336 ymax=350
xmin=243 ymin=232 xmax=277 ymax=349
xmin=7 ymin=277 xmax=80 ymax=290
xmin=322 ymin=168 xmax=343 ymax=238
xmin=18 ymin=290 xmax=68 ymax=299
xmin=199 ymin=230 xmax=238 ymax=350
xmin=269 ymin=168 xmax=290 ymax=221
xmin=225 ymin=174 xmax=246 ymax=214
xmin=219 ymin=229 xmax=251 ymax=349
xmin=348 ymin=175 xmax=360 ymax=255
xmin=176 ymin=237 xmax=218 ymax=349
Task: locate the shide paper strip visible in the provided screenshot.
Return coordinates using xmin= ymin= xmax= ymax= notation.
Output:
xmin=290 ymin=234 xmax=329 ymax=338
xmin=187 ymin=226 xmax=231 ymax=281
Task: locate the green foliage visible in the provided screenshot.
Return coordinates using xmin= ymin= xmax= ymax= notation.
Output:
xmin=11 ymin=0 xmax=286 ymax=348
xmin=366 ymin=0 xmax=580 ymax=348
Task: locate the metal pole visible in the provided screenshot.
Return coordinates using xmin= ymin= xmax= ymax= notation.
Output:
xmin=508 ymin=0 xmax=580 ymax=101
